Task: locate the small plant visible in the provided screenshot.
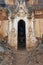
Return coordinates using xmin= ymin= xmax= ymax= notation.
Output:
xmin=41 ymin=34 xmax=43 ymax=44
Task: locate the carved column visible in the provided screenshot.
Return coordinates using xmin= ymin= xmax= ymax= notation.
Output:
xmin=31 ymin=12 xmax=37 ymax=42
xmin=8 ymin=15 xmax=17 ymax=49
xmin=8 ymin=15 xmax=12 ymax=33
xmin=27 ymin=12 xmax=37 ymax=49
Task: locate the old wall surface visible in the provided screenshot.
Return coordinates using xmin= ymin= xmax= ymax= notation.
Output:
xmin=0 ymin=20 xmax=9 ymax=37
xmin=35 ymin=19 xmax=43 ymax=37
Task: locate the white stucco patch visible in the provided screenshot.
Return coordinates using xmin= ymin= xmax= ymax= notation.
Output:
xmin=13 ymin=16 xmax=29 ymax=35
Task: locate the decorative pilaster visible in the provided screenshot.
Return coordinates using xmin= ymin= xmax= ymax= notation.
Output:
xmin=27 ymin=12 xmax=37 ymax=49
xmin=8 ymin=14 xmax=12 ymax=33
xmin=8 ymin=14 xmax=17 ymax=49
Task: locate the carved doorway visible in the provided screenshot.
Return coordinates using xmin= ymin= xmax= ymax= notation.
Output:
xmin=18 ymin=20 xmax=26 ymax=49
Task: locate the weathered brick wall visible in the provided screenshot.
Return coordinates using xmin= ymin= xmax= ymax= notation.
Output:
xmin=5 ymin=0 xmax=15 ymax=5
xmin=35 ymin=19 xmax=43 ymax=37
xmin=0 ymin=20 xmax=9 ymax=37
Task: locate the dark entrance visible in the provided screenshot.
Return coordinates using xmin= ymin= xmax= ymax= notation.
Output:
xmin=18 ymin=20 xmax=26 ymax=49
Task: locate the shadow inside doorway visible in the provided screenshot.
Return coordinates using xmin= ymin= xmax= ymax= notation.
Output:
xmin=18 ymin=20 xmax=26 ymax=50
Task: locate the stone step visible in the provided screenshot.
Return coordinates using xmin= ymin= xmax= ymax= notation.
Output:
xmin=15 ymin=50 xmax=28 ymax=65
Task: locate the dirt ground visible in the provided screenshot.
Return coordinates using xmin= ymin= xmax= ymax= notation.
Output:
xmin=0 ymin=45 xmax=43 ymax=65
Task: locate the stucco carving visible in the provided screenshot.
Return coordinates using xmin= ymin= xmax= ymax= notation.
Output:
xmin=8 ymin=0 xmax=37 ymax=50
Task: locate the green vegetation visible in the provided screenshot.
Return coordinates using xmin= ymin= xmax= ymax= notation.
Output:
xmin=41 ymin=34 xmax=43 ymax=44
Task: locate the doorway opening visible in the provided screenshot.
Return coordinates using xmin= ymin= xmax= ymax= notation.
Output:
xmin=18 ymin=20 xmax=26 ymax=50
